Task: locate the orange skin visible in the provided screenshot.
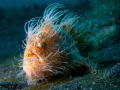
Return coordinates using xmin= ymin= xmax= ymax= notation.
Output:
xmin=23 ymin=23 xmax=69 ymax=81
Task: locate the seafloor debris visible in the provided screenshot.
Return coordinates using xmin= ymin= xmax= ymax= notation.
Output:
xmin=103 ymin=63 xmax=120 ymax=79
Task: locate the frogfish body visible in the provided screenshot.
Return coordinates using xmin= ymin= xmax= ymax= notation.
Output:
xmin=23 ymin=3 xmax=88 ymax=85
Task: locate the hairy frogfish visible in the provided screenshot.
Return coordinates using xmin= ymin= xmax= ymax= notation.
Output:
xmin=22 ymin=3 xmax=89 ymax=85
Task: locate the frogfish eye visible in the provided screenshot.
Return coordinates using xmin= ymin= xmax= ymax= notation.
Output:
xmin=38 ymin=42 xmax=46 ymax=48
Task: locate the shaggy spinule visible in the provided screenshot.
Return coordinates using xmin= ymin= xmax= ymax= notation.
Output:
xmin=22 ymin=3 xmax=88 ymax=85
